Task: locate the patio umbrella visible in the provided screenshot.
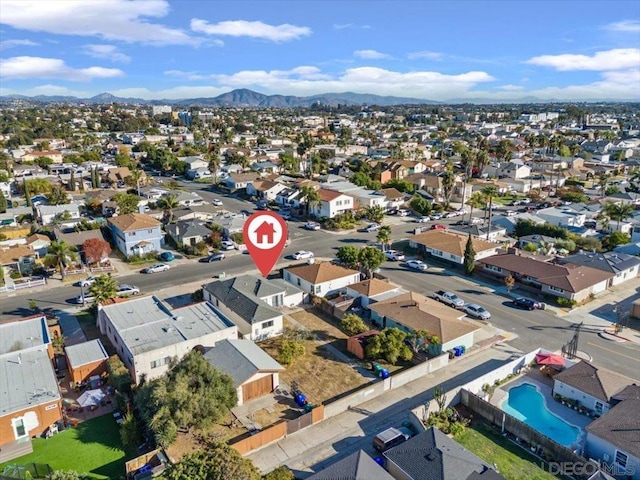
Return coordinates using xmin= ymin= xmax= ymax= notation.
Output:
xmin=76 ymin=388 xmax=105 ymax=407
xmin=535 ymin=352 xmax=565 ymax=367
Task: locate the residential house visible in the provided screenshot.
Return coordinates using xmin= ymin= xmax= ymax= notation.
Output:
xmin=345 ymin=278 xmax=404 ymax=307
xmin=585 ymin=384 xmax=640 ymax=479
xmin=203 ymin=339 xmax=284 ymax=405
xmin=64 ymin=339 xmax=109 ymax=385
xmin=108 ymin=213 xmax=163 ymax=258
xmin=165 ymin=219 xmax=211 ymax=249
xmin=178 ymin=156 xmax=208 ymax=171
xmin=246 ymin=180 xmax=287 ymax=201
xmin=517 ymin=234 xmax=559 ymax=253
xmin=203 ymin=274 xmax=303 ymax=340
xmin=383 ymin=427 xmax=505 ymax=480
xmin=106 ymin=167 xmax=146 ymax=187
xmin=553 ymin=361 xmax=636 ymax=416
xmin=0 ymin=181 xmax=11 ymax=198
xmin=489 ymin=159 xmax=532 ymax=179
xmin=0 ymin=244 xmax=38 ymax=275
xmin=558 ymin=251 xmax=640 ymax=287
xmin=307 ymin=450 xmax=395 ymax=480
xmin=284 ymin=262 xmax=361 ymax=298
xmin=97 ymin=296 xmax=238 ymax=383
xmin=275 ymin=187 xmax=301 ymax=207
xmin=537 ymin=207 xmax=586 ymax=228
xmin=406 ymin=173 xmax=443 ymax=201
xmin=25 ymin=234 xmax=51 ymax=257
xmin=251 ymin=161 xmax=280 ymax=174
xmin=53 ymin=227 xmax=107 ymax=259
xmin=479 ymin=253 xmax=614 ymax=302
xmin=20 ymin=150 xmax=63 ymax=163
xmin=166 ymin=191 xmax=205 ymax=208
xmin=312 ymin=189 xmax=354 ymax=218
xmin=36 ymin=203 xmax=80 ymax=225
xmin=225 ymin=172 xmax=261 ymax=191
xmin=0 ymin=206 xmax=33 ymax=228
xmin=0 ymin=316 xmax=62 ymax=455
xmin=409 ymin=230 xmax=503 ymax=266
xmin=215 ymin=215 xmax=246 ymax=237
xmin=491 ymin=212 xmax=545 ymax=234
xmin=368 ymin=292 xmax=478 ymax=352
xmin=378 ymin=188 xmax=406 ymax=210
xmin=448 ymin=224 xmax=508 ymax=241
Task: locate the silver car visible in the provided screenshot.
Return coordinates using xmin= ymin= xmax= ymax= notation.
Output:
xmin=463 ymin=303 xmax=491 ymax=320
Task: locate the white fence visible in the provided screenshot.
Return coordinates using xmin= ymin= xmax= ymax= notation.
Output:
xmin=0 ymin=276 xmax=46 ymax=293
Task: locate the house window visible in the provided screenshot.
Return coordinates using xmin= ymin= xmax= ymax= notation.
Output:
xmin=148 ymin=229 xmax=153 ymax=233
xmin=285 ymin=272 xmax=291 ymax=281
xmin=595 ymin=401 xmax=603 ymax=413
xmin=150 ymin=356 xmax=172 ymax=369
xmin=485 ymin=265 xmax=503 ymax=273
xmin=129 ymin=231 xmax=136 ymax=237
xmin=262 ymin=320 xmax=274 ymax=329
xmin=297 ymin=279 xmax=301 ymax=286
xmin=12 ymin=418 xmax=27 ymax=439
xmin=548 ymin=285 xmax=564 ymax=293
xmin=615 ymin=450 xmax=628 ymax=469
xmin=315 ymin=285 xmax=321 ymax=294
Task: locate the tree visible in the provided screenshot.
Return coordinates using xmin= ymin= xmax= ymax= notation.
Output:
xmin=475 ymin=150 xmax=489 ymax=177
xmin=463 ymin=235 xmax=475 ymax=276
xmin=358 ymin=246 xmax=385 ymax=279
xmin=263 ymin=466 xmax=295 ymax=480
xmin=603 ymin=202 xmax=634 ymax=231
xmin=466 ymin=191 xmax=486 ymax=225
xmin=433 ymin=384 xmax=447 ymax=412
xmin=113 ymin=193 xmax=140 ymax=215
xmin=88 ymin=274 xmax=119 ymax=304
xmin=165 ymin=445 xmax=260 ymax=480
xmin=383 ymin=178 xmax=414 ymax=193
xmin=336 ymin=246 xmax=360 ymax=269
xmin=127 ymin=168 xmax=144 ymax=197
xmin=206 ymin=150 xmax=221 ymax=184
xmin=441 ymin=161 xmax=456 ymax=208
xmin=45 ymin=241 xmax=78 ymax=280
xmin=365 ymin=328 xmax=413 ymax=364
xmin=24 ymin=179 xmax=32 ymax=206
xmin=481 ymin=186 xmax=498 ymax=240
xmin=341 ymin=313 xmax=368 ymax=336
xmin=299 ymin=185 xmax=320 ymax=218
xmin=47 ymin=185 xmax=70 ymax=205
xmin=278 ymin=339 xmax=305 ymax=365
xmin=135 ymin=351 xmax=237 ymax=447
xmin=34 ymin=156 xmax=54 ymax=169
xmin=604 ymin=231 xmax=631 ymax=250
xmin=376 ymin=225 xmax=392 ymax=251
xmin=69 ymin=171 xmax=76 ymax=191
xmin=48 ymin=471 xmax=86 ymax=480
xmin=363 ymin=205 xmax=385 ymax=224
xmin=410 ymin=195 xmax=432 ymax=216
xmin=82 ymin=238 xmax=111 ymax=264
xmin=0 ymin=191 xmax=7 ymax=213
xmin=120 ymin=412 xmax=142 ymax=450
xmin=504 ymin=275 xmax=515 ymax=293
xmin=106 ymin=354 xmax=133 ymax=394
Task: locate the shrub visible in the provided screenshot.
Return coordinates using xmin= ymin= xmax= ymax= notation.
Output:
xmin=556 ymin=297 xmax=577 ymax=308
xmin=278 ymin=340 xmax=305 ymax=365
xmin=341 ymin=313 xmax=368 ymax=336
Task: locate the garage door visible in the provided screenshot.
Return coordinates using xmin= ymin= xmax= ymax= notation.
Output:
xmin=242 ymin=375 xmax=273 ymax=403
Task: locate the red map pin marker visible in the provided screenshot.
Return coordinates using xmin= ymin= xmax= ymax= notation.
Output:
xmin=243 ymin=211 xmax=289 ymax=277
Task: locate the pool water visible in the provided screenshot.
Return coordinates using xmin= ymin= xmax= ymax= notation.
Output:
xmin=501 ymin=383 xmax=580 ymax=447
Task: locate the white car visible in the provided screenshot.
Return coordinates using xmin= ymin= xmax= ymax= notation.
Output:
xmin=463 ymin=303 xmax=492 ymax=320
xmin=397 ymin=209 xmax=411 ymax=217
xmin=141 ymin=263 xmax=170 ymax=274
xmin=304 ymin=222 xmax=321 ymax=231
xmin=384 ymin=250 xmax=405 ymax=261
xmin=78 ymin=276 xmax=97 ymax=288
xmin=221 ymin=240 xmax=235 ymax=250
xmin=406 ymin=259 xmax=428 ymax=271
xmin=430 ymin=213 xmax=442 ymax=220
xmin=415 ymin=216 xmax=430 ymax=223
xmin=444 ymin=212 xmax=457 ymax=219
xmin=212 ymin=199 xmax=223 ymax=206
xmin=117 ymin=284 xmax=140 ymax=296
xmin=293 ymin=250 xmax=314 ymax=260
xmin=504 ymin=210 xmax=517 ymax=216
xmin=362 ymin=223 xmax=381 ymax=232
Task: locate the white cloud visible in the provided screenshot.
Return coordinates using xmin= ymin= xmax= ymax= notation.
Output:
xmin=0 ymin=0 xmax=198 ymax=45
xmin=407 ymin=51 xmax=443 ymax=60
xmin=525 ymin=48 xmax=640 ymax=71
xmin=190 ymin=19 xmax=310 ymax=42
xmin=354 ymin=50 xmax=390 ymax=60
xmin=604 ymin=20 xmax=640 ymax=33
xmin=164 ymin=70 xmax=206 ymax=80
xmin=496 ymin=84 xmax=524 ymax=91
xmin=82 ymin=44 xmax=131 ymax=63
xmin=0 ymin=39 xmax=39 ymax=50
xmin=109 ymin=85 xmax=230 ymax=100
xmin=23 ymin=84 xmax=91 ymax=97
xmin=333 ymin=23 xmax=371 ymax=30
xmin=0 ymin=56 xmax=124 ymax=81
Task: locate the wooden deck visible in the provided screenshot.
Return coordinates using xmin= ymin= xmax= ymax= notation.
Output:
xmin=0 ymin=438 xmax=33 ymax=463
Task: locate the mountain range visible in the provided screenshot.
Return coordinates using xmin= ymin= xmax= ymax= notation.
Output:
xmin=0 ymin=88 xmax=440 ymax=107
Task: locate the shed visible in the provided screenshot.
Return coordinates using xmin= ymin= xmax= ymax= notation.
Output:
xmin=347 ymin=330 xmax=380 ymax=360
xmin=64 ymin=339 xmax=109 ymax=384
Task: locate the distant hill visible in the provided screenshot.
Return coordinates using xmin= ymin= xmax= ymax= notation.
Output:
xmin=0 ymin=88 xmax=439 ymax=107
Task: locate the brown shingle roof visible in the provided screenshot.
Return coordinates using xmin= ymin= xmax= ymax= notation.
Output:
xmin=286 ymin=262 xmax=359 ymax=284
xmin=378 ymin=188 xmax=404 ymax=200
xmin=369 ymin=292 xmax=477 ymax=343
xmin=26 ymin=234 xmax=50 ymax=244
xmin=480 ymin=254 xmax=614 ymax=293
xmin=108 ymin=213 xmax=160 ymax=232
xmin=586 ymin=398 xmax=640 ymax=457
xmin=410 ymin=230 xmax=499 ymax=257
xmin=317 ymin=188 xmax=344 ymax=202
xmin=348 ymin=279 xmax=398 ymax=297
xmin=554 ymin=361 xmax=635 ymax=402
xmin=0 ymin=245 xmax=37 ymax=264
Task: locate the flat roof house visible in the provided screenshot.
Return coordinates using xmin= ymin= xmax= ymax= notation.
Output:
xmin=0 ymin=316 xmax=62 ymax=458
xmin=284 ymin=262 xmax=361 ymax=298
xmin=203 ymin=339 xmax=284 ymax=405
xmin=64 ymin=339 xmax=109 ymax=385
xmin=97 ymin=296 xmax=238 ymax=383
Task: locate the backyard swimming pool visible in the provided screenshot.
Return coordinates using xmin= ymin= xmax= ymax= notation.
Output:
xmin=501 ymin=383 xmax=580 ymax=447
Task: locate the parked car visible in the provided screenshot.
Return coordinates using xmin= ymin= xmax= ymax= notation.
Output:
xmin=141 ymin=263 xmax=170 ymax=274
xmin=361 ymin=223 xmax=381 ymax=233
xmin=504 ymin=210 xmax=517 ymax=216
xmin=373 ymin=427 xmax=414 ymax=452
xmin=432 ymin=290 xmax=465 ymax=308
xmin=221 ymin=240 xmax=235 ymax=250
xmin=293 ymin=250 xmax=314 ymax=260
xmin=212 ymin=199 xmax=223 ymax=206
xmin=304 ymin=222 xmax=321 ymax=231
xmin=430 ymin=213 xmax=442 ymax=220
xmin=462 ymin=303 xmax=491 ymax=320
xmin=159 ymin=251 xmax=175 ymax=262
xmin=384 ymin=250 xmax=405 ymax=261
xmin=431 ymin=224 xmax=447 ymax=230
xmin=444 ymin=212 xmax=457 ymax=219
xmin=513 ymin=297 xmax=540 ymax=310
xmin=77 ymin=276 xmax=97 ymax=288
xmin=200 ymin=253 xmax=225 ymax=262
xmin=386 ymin=208 xmax=398 ymax=215
xmin=405 ymin=259 xmax=428 ymax=271
xmin=117 ymin=284 xmax=140 ymax=296
xmin=397 ymin=209 xmax=411 ymax=217
xmin=415 ymin=216 xmax=430 ymax=223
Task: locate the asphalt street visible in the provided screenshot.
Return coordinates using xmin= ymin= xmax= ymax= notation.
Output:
xmin=2 ymin=183 xmax=638 ymax=377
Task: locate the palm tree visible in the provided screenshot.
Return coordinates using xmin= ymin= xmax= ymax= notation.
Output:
xmin=376 ymin=225 xmax=392 ymax=251
xmin=466 ymin=191 xmax=487 ymax=225
xmin=481 ymin=186 xmax=499 ymax=240
xmin=88 ymin=274 xmax=119 ymax=304
xmin=603 ymin=202 xmax=634 ymax=231
xmin=158 ymin=194 xmax=179 ymax=224
xmin=460 ymin=148 xmax=477 ymax=205
xmin=300 ymin=185 xmax=320 ymax=218
xmin=128 ymin=168 xmax=144 ymax=197
xmin=598 ymin=173 xmax=611 ymax=198
xmin=569 ymin=143 xmax=581 ymax=158
xmin=205 ymin=150 xmax=221 ymax=185
xmin=45 ymin=240 xmax=78 ymax=280
xmin=441 ymin=161 xmax=457 ymax=209
xmin=475 ymin=150 xmax=489 ymax=178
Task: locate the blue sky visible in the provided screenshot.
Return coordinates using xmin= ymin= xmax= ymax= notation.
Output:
xmin=1 ymin=0 xmax=639 ymax=101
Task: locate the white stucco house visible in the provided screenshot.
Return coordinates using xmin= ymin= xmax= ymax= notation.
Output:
xmin=312 ymin=189 xmax=354 ymax=218
xmin=284 ymin=261 xmax=361 ymax=298
xmin=345 ymin=278 xmax=404 ymax=307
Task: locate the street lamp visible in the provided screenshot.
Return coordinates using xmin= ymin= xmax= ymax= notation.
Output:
xmin=80 ymin=282 xmax=86 ymax=306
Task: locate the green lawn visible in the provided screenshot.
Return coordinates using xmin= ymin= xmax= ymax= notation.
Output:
xmin=0 ymin=415 xmax=135 ymax=479
xmin=455 ymin=423 xmax=561 ymax=480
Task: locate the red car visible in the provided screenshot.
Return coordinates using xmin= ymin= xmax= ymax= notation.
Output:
xmin=431 ymin=224 xmax=447 ymax=230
